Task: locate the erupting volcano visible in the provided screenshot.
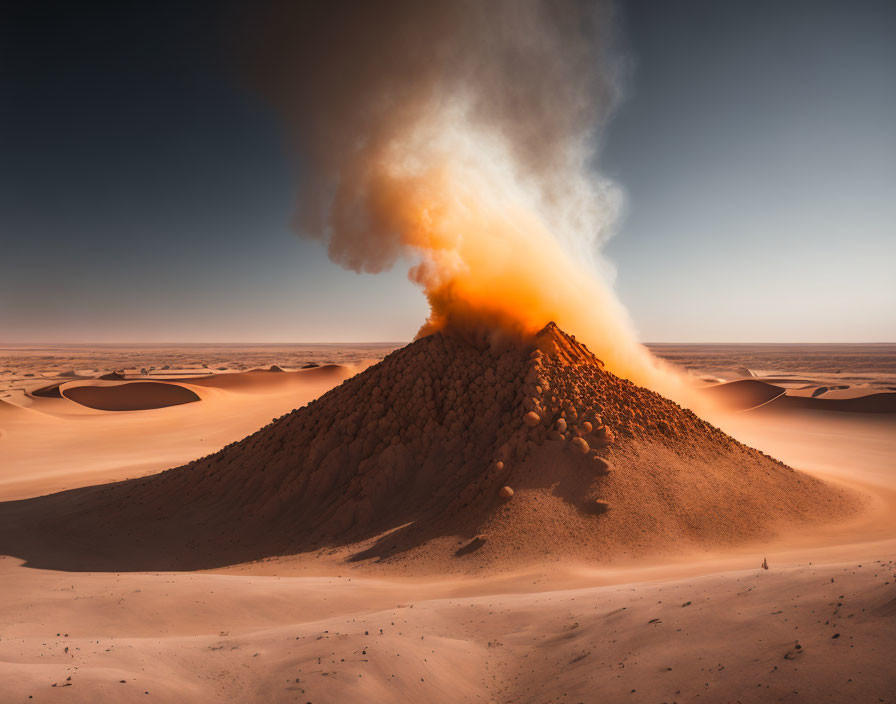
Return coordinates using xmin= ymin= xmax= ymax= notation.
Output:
xmin=3 ymin=2 xmax=892 ymax=700
xmin=5 ymin=323 xmax=859 ymax=573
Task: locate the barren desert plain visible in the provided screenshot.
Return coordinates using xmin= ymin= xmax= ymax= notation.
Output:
xmin=1 ymin=337 xmax=894 ymax=702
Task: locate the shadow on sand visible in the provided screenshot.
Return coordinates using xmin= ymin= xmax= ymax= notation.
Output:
xmin=0 ymin=444 xmax=601 ymax=573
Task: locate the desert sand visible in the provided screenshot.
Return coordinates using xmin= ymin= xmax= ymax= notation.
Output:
xmin=1 ymin=336 xmax=894 ymax=702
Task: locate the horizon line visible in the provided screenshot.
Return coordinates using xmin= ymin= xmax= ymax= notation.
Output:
xmin=2 ymin=340 xmax=895 ymax=347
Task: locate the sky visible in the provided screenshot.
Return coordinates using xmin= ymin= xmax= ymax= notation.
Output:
xmin=1 ymin=0 xmax=893 ymax=343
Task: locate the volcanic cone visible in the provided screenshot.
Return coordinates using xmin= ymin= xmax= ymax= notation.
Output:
xmin=3 ymin=323 xmax=859 ymax=572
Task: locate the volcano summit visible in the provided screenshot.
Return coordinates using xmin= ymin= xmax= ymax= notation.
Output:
xmin=3 ymin=324 xmax=859 ymax=572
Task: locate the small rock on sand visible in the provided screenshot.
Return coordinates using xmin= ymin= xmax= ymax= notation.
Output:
xmin=571 ymin=437 xmax=590 ymax=454
xmin=590 ymin=499 xmax=610 ymax=514
xmin=592 ymin=455 xmax=612 ymax=472
xmin=499 ymin=486 xmax=514 ymax=499
xmin=594 ymin=425 xmax=616 ymax=446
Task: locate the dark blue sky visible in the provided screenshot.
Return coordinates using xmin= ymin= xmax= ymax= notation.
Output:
xmin=2 ymin=1 xmax=893 ymax=342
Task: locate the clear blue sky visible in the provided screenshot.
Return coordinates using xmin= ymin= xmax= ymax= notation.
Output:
xmin=1 ymin=0 xmax=893 ymax=342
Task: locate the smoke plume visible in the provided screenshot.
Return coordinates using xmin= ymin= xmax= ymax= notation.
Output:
xmin=241 ymin=0 xmax=693 ymax=401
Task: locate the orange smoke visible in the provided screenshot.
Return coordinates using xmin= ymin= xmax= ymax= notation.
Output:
xmin=354 ymin=144 xmax=696 ymax=404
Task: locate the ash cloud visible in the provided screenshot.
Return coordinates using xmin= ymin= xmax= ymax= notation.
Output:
xmin=238 ymin=0 xmax=694 ymax=402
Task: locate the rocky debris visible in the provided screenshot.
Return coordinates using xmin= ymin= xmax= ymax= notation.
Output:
xmin=592 ymin=425 xmax=615 ymax=447
xmin=499 ymin=486 xmax=514 ymax=499
xmin=570 ymin=437 xmax=589 ymax=454
xmin=784 ymin=642 xmax=803 ymax=660
xmin=455 ymin=536 xmax=486 ymax=556
xmin=523 ymin=411 xmax=541 ymax=428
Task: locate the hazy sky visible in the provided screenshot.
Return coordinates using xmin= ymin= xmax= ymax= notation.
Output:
xmin=2 ymin=0 xmax=894 ymax=343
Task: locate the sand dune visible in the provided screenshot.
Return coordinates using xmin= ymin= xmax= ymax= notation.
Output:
xmin=0 ymin=399 xmax=32 ymax=417
xmin=705 ymin=379 xmax=896 ymax=414
xmin=18 ymin=366 xmax=351 ymax=412
xmin=97 ymin=371 xmax=126 ymax=380
xmin=57 ymin=369 xmax=92 ymax=378
xmin=809 ymin=386 xmax=878 ymax=399
xmin=30 ymin=381 xmax=65 ymax=399
xmin=0 ymin=365 xmax=357 ymax=503
xmin=62 ymin=381 xmax=201 ymax=411
xmin=166 ymin=365 xmax=348 ymax=394
xmin=751 ymin=377 xmax=817 ymax=385
xmin=701 ymin=378 xmax=786 ymax=411
xmin=761 ymin=392 xmax=896 ymax=414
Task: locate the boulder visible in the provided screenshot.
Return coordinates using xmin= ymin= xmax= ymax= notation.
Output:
xmin=571 ymin=437 xmax=590 ymax=454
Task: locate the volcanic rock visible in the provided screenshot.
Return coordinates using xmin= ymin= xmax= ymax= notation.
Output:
xmin=571 ymin=437 xmax=589 ymax=454
xmin=523 ymin=411 xmax=541 ymax=427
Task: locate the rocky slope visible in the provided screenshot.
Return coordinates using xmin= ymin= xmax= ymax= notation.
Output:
xmin=6 ymin=323 xmax=860 ymax=571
